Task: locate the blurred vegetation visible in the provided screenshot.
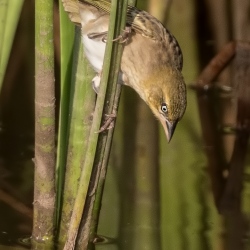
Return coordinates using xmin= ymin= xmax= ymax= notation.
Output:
xmin=0 ymin=0 xmax=250 ymax=249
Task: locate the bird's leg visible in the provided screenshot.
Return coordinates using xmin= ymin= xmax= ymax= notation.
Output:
xmin=91 ymin=69 xmax=116 ymax=133
xmin=97 ymin=113 xmax=117 ymax=133
xmin=112 ymin=26 xmax=131 ymax=43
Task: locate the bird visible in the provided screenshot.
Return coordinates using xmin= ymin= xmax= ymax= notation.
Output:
xmin=62 ymin=0 xmax=187 ymax=142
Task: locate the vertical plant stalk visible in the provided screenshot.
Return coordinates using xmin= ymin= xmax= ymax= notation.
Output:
xmin=76 ymin=0 xmax=131 ymax=246
xmin=117 ymin=2 xmax=161 ymax=249
xmin=33 ymin=0 xmax=56 ymax=247
xmin=123 ymin=2 xmax=161 ymax=249
xmin=0 ymin=0 xmax=8 ymax=88
xmin=195 ymin=41 xmax=250 ymax=250
xmin=132 ymin=102 xmax=161 ymax=250
xmin=0 ymin=0 xmax=24 ymax=89
xmin=148 ymin=0 xmax=172 ymax=24
xmin=58 ymin=26 xmax=96 ymax=245
xmin=221 ymin=42 xmax=250 ymax=250
xmin=193 ymin=42 xmax=236 ymax=209
xmin=56 ymin=0 xmax=75 ymax=234
xmin=63 ymin=0 xmax=127 ymax=249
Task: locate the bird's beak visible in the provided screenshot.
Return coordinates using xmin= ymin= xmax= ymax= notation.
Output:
xmin=160 ymin=118 xmax=177 ymax=143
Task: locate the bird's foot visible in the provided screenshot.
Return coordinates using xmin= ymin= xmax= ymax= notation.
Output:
xmin=113 ymin=26 xmax=131 ymax=43
xmin=97 ymin=113 xmax=117 ymax=133
xmin=92 ymin=73 xmax=101 ymax=93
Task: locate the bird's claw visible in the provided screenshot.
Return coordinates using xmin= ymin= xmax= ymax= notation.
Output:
xmin=97 ymin=113 xmax=117 ymax=133
xmin=112 ymin=26 xmax=131 ymax=43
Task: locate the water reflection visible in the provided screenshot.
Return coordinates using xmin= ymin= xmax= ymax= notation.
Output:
xmin=0 ymin=126 xmax=33 ymax=249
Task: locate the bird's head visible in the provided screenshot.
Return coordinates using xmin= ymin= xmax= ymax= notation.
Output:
xmin=143 ymin=66 xmax=187 ymax=142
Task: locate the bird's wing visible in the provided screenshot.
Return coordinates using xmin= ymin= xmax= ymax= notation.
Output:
xmin=79 ymin=0 xmax=183 ymax=70
xmin=62 ymin=0 xmax=81 ymax=25
xmin=63 ymin=0 xmax=183 ymax=70
xmin=78 ymin=0 xmax=169 ymax=40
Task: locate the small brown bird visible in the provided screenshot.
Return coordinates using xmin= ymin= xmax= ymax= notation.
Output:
xmin=62 ymin=0 xmax=187 ymax=142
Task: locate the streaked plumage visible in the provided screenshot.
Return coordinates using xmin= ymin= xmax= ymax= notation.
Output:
xmin=62 ymin=0 xmax=187 ymax=142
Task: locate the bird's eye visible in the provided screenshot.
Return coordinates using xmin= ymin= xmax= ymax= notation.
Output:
xmin=161 ymin=103 xmax=168 ymax=113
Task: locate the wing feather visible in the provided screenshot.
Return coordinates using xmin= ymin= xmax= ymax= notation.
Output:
xmin=64 ymin=0 xmax=183 ymax=70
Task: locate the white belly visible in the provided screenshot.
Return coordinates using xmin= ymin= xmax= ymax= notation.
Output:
xmin=79 ymin=8 xmax=109 ymax=73
xmin=82 ymin=34 xmax=106 ymax=72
